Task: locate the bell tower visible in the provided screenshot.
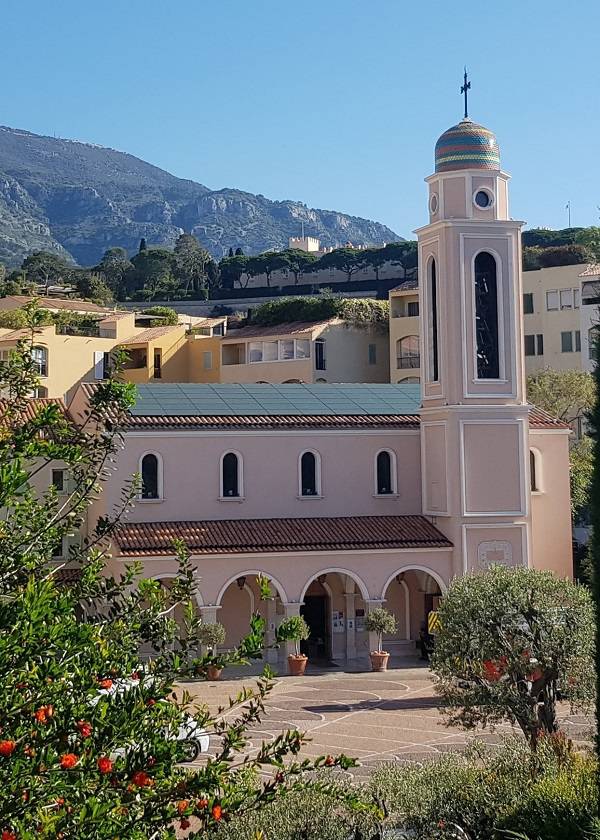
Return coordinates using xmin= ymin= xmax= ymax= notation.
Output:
xmin=417 ymin=76 xmax=530 ymax=575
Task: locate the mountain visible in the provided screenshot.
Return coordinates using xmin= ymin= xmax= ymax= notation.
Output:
xmin=0 ymin=126 xmax=401 ymax=267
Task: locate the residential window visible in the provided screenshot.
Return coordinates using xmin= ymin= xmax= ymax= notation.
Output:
xmin=474 ymin=251 xmax=499 ymax=379
xmin=575 ymin=330 xmax=581 ymax=352
xmin=546 ymin=291 xmax=559 ymax=311
xmin=523 ymin=293 xmax=534 ymax=314
xmin=376 ymin=450 xmax=394 ymax=495
xmin=52 ymin=469 xmax=66 ymax=493
xmin=32 ymin=346 xmax=48 ymax=377
xmin=407 ymin=301 xmax=419 ymax=317
xmin=536 ymin=334 xmax=544 ymax=355
xmin=530 ymin=450 xmax=539 ymax=492
xmin=263 ymin=341 xmax=278 ymax=361
xmin=141 ymin=453 xmax=160 ymax=499
xmin=203 ymin=351 xmax=213 ymax=370
xmin=249 ymin=342 xmax=263 ymax=363
xmin=315 ymin=339 xmax=326 ymax=371
xmin=221 ymin=452 xmax=240 ymax=498
xmin=279 ymin=340 xmax=295 ymax=360
xmin=560 ymin=289 xmax=573 ymax=310
xmin=589 ymin=327 xmax=600 ymax=359
xmin=295 ymin=339 xmax=310 ymax=359
xmin=397 ymin=335 xmax=420 ymax=369
xmin=524 ymin=335 xmax=536 ymax=356
xmin=561 ymin=331 xmax=573 ymax=353
xmin=153 ymin=351 xmax=162 ymax=379
xmin=32 ymin=386 xmax=48 ymax=398
xmin=368 ymin=343 xmax=377 ymax=365
xmin=52 ymin=537 xmax=66 ymax=560
xmin=300 ymin=451 xmax=320 ymax=496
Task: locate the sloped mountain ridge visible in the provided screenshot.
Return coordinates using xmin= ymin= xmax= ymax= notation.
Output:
xmin=0 ymin=126 xmax=400 ymax=266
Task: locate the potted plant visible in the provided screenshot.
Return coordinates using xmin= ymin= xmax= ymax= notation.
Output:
xmin=197 ymin=622 xmax=227 ymax=680
xmin=276 ymin=615 xmax=310 ymax=676
xmin=364 ymin=607 xmax=396 ymax=672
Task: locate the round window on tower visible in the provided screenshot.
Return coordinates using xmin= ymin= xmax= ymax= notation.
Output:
xmin=473 ymin=188 xmax=494 ymax=209
xmin=429 ymin=193 xmax=439 ymax=214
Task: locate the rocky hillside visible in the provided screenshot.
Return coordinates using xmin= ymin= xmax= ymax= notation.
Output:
xmin=0 ymin=126 xmax=400 ymax=267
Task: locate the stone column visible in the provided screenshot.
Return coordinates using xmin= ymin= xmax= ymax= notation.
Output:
xmin=344 ymin=592 xmax=357 ymax=660
xmin=365 ymin=599 xmax=385 ymax=656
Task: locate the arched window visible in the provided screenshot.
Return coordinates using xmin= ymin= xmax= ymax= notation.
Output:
xmin=376 ymin=450 xmax=396 ymax=495
xmin=32 ymin=346 xmax=48 ymax=377
xmin=141 ymin=453 xmax=160 ymax=499
xmin=530 ymin=449 xmax=542 ymax=492
xmin=299 ymin=451 xmax=321 ymax=497
xmin=588 ymin=326 xmax=600 ymax=361
xmin=221 ymin=452 xmax=241 ymax=498
xmin=474 ymin=252 xmax=500 ymax=379
xmin=397 ymin=336 xmax=420 ymax=369
xmin=428 ymin=258 xmax=439 ymax=382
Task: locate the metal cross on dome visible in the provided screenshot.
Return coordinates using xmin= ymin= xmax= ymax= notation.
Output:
xmin=461 ymin=67 xmax=471 ymax=119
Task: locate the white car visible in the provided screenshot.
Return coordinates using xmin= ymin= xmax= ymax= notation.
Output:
xmin=91 ymin=677 xmax=210 ymax=762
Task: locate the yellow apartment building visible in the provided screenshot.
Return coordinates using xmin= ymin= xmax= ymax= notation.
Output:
xmin=388 ymin=280 xmax=420 ymax=384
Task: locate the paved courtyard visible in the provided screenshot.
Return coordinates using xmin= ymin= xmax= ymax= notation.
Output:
xmin=181 ymin=661 xmax=593 ymax=779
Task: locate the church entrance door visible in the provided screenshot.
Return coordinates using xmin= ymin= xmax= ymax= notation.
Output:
xmin=300 ymin=595 xmax=329 ymax=660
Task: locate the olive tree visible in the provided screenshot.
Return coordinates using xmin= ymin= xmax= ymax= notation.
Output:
xmin=431 ymin=565 xmax=594 ymax=749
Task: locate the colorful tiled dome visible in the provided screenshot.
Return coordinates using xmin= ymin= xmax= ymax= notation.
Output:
xmin=435 ymin=118 xmax=500 ymax=172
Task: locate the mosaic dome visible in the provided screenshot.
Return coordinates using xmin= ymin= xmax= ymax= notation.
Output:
xmin=435 ymin=118 xmax=500 ymax=172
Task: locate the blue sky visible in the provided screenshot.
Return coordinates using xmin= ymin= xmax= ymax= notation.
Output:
xmin=2 ymin=0 xmax=599 ymax=239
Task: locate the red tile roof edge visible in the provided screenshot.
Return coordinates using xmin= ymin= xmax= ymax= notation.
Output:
xmin=114 ymin=515 xmax=453 ymax=556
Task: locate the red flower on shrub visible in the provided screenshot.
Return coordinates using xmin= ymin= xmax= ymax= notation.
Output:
xmin=483 ymin=660 xmax=504 ymax=682
xmin=180 ymin=819 xmax=191 ymax=830
xmin=34 ymin=705 xmax=54 ymax=724
xmin=324 ymin=755 xmax=334 ymax=766
xmin=131 ymin=770 xmax=153 ymax=787
xmin=2 ymin=830 xmax=17 ymax=840
xmin=76 ymin=720 xmax=92 ymax=738
xmin=197 ymin=798 xmax=208 ymax=810
xmin=528 ymin=667 xmax=543 ymax=682
xmin=59 ymin=753 xmax=78 ymax=770
xmin=146 ymin=698 xmax=156 ymax=707
xmin=0 ymin=741 xmax=16 ymax=757
xmin=211 ymin=804 xmax=222 ymax=821
xmin=97 ymin=756 xmax=113 ymax=774
xmin=98 ymin=678 xmax=113 ymax=690
xmin=177 ymin=801 xmax=189 ymax=815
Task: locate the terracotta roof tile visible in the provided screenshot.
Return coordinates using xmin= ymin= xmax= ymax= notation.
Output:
xmin=528 ymin=406 xmax=570 ymax=430
xmin=0 ymin=328 xmax=30 ymax=341
xmin=115 ymin=515 xmax=452 ymax=556
xmin=579 ymin=264 xmax=600 ymax=278
xmin=0 ymin=398 xmax=71 ymax=434
xmin=123 ymin=413 xmax=420 ymax=430
xmin=222 ymin=320 xmax=333 ymax=340
xmin=120 ymin=326 xmax=182 ymax=345
xmin=0 ymin=295 xmax=112 ymax=313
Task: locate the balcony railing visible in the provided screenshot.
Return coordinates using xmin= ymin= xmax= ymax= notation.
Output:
xmin=397 ymin=354 xmax=420 ymax=369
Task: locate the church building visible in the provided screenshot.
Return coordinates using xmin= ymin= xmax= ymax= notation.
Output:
xmin=69 ymin=109 xmax=573 ymax=664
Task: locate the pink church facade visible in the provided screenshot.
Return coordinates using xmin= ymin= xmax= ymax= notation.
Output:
xmin=71 ymin=114 xmax=572 ymax=664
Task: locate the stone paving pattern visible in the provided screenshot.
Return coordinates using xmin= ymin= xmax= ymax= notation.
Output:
xmin=182 ymin=662 xmax=593 ymax=779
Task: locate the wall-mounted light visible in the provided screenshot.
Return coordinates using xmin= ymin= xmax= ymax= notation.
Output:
xmin=236 ymin=576 xmax=247 ymax=590
xmin=317 ymin=574 xmax=327 ymax=585
xmin=395 ymin=574 xmax=405 ymax=585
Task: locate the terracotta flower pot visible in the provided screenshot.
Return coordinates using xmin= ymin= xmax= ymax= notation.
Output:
xmin=206 ymin=665 xmax=223 ymax=681
xmin=287 ymin=654 xmax=308 ymax=676
xmin=370 ymin=651 xmax=390 ymax=672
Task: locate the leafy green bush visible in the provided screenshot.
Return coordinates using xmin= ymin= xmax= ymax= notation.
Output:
xmin=141 ymin=305 xmax=179 ymax=325
xmin=364 ymin=607 xmax=396 ymax=652
xmin=248 ymin=295 xmax=389 ymax=331
xmin=276 ymin=615 xmax=310 ymax=656
xmin=215 ymin=774 xmax=380 ymax=840
xmin=369 ymin=738 xmax=598 ymax=840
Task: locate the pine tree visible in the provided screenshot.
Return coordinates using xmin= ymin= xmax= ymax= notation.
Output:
xmin=235 ymin=247 xmax=244 ymax=256
xmin=228 ymin=247 xmax=234 ymax=258
xmin=139 ymin=237 xmax=147 ymax=253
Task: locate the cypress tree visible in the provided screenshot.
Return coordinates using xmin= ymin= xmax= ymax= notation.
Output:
xmin=228 ymin=247 xmax=234 ymax=258
xmin=139 ymin=237 xmax=147 ymax=253
xmin=587 ymin=333 xmax=600 ymax=795
xmin=235 ymin=247 xmax=244 ymax=256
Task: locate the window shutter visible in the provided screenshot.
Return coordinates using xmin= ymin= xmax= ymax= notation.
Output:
xmin=94 ymin=351 xmax=105 ymax=379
